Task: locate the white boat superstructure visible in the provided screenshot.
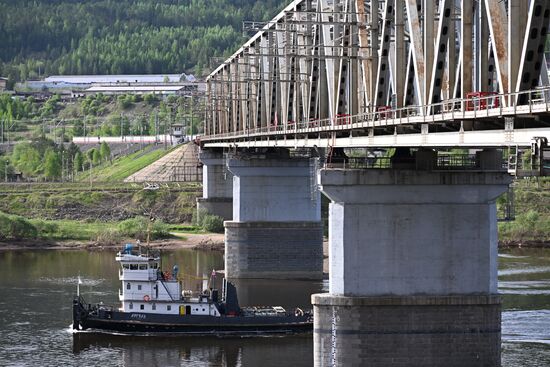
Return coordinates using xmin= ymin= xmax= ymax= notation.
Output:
xmin=116 ymin=245 xmax=221 ymax=317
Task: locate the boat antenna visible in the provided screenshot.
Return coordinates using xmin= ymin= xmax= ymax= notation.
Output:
xmin=145 ymin=210 xmax=156 ymax=246
xmin=77 ymin=275 xmax=83 ymax=297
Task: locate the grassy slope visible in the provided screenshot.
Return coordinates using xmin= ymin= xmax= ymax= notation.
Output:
xmin=76 ymin=146 xmax=175 ymax=182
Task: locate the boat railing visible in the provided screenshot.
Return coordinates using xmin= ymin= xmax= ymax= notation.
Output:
xmin=180 ymin=290 xmax=210 ymax=302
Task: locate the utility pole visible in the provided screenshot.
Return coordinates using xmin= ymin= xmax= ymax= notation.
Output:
xmin=191 ymin=96 xmax=194 ymax=139
xmin=140 ymin=124 xmax=143 ymax=151
xmin=155 ymin=110 xmax=159 ymax=144
xmin=89 ymin=161 xmax=93 ymax=191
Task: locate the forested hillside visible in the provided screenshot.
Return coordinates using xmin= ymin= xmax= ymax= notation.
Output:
xmin=0 ymin=0 xmax=285 ymax=85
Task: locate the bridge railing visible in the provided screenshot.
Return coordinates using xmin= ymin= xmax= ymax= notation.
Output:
xmin=205 ymin=86 xmax=550 ymax=140
xmin=324 ymin=154 xmax=505 ymax=171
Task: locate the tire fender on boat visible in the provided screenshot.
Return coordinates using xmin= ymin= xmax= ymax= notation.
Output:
xmin=143 ymin=295 xmax=150 ymax=302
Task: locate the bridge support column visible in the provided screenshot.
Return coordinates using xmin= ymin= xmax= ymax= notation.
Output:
xmin=196 ymin=150 xmax=233 ymax=220
xmin=225 ymin=154 xmax=323 ymax=279
xmin=313 ymin=167 xmax=510 ymax=366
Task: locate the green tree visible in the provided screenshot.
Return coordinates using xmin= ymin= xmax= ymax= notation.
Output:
xmin=0 ymin=156 xmax=14 ymax=181
xmin=100 ymin=142 xmax=111 ymax=162
xmin=44 ymin=149 xmax=61 ymax=181
xmin=11 ymin=142 xmax=41 ymax=176
xmin=87 ymin=148 xmax=96 ymax=162
xmin=74 ymin=151 xmax=84 ymax=173
xmin=72 ymin=120 xmax=84 ymax=136
xmin=144 ymin=94 xmax=157 ymax=105
xmin=92 ymin=148 xmax=101 ymax=165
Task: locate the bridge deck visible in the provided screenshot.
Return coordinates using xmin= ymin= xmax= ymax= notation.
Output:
xmin=202 ymin=89 xmax=550 ymax=149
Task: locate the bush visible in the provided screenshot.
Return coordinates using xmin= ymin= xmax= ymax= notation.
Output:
xmin=117 ymin=216 xmax=170 ymax=240
xmin=0 ymin=212 xmax=11 ymax=239
xmin=117 ymin=95 xmax=133 ymax=109
xmin=202 ymin=214 xmax=224 ymax=233
xmin=143 ymin=93 xmax=157 ymax=105
xmin=193 ymin=208 xmax=224 ymax=233
xmin=192 ymin=208 xmax=208 ymax=227
xmin=152 ymin=220 xmax=170 ymax=238
xmin=95 ymin=227 xmax=122 ymax=245
xmin=0 ymin=211 xmax=38 ymax=240
xmin=117 ymin=217 xmax=148 ymax=239
xmin=30 ymin=219 xmax=59 ymax=238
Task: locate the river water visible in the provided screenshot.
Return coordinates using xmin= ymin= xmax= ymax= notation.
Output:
xmin=0 ymin=248 xmax=548 ymax=366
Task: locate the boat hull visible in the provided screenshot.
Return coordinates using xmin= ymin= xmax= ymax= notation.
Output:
xmin=74 ymin=298 xmax=312 ymax=335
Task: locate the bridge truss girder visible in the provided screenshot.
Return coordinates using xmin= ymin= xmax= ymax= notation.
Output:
xmin=205 ymin=0 xmax=550 ymax=139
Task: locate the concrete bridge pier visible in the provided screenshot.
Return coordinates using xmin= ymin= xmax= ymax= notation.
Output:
xmin=197 ymin=150 xmax=233 ymax=220
xmin=224 ymin=150 xmax=323 ymax=279
xmin=313 ymin=153 xmax=511 ymax=366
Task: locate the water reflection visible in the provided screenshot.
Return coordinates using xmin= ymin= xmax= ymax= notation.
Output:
xmin=72 ymin=333 xmax=313 ymax=367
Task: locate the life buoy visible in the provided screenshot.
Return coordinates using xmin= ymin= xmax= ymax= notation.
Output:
xmin=143 ymin=295 xmax=150 ymax=302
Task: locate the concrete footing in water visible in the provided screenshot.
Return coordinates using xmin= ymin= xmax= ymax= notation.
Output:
xmin=312 ymin=294 xmax=501 ymax=367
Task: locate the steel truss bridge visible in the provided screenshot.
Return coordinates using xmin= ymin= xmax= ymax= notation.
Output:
xmin=202 ymin=0 xmax=550 ymax=154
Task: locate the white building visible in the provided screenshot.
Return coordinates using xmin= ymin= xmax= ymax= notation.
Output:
xmin=84 ymin=83 xmax=203 ymax=96
xmin=45 ymin=73 xmax=196 ymax=84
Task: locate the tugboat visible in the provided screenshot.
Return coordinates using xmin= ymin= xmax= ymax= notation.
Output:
xmin=72 ymin=244 xmax=312 ymax=334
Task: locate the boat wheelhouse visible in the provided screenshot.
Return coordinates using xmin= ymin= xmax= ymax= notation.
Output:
xmin=116 ymin=245 xmax=221 ymax=317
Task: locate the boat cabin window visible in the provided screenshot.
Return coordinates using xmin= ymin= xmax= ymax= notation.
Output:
xmin=152 ymin=303 xmax=156 ymax=310
xmin=139 ymin=264 xmax=147 ymax=270
xmin=137 ymin=285 xmax=142 ymax=290
xmin=167 ymin=305 xmax=171 ymax=311
xmin=122 ymin=264 xmax=130 ymax=269
xmin=130 ymin=264 xmax=138 ymax=270
xmin=129 ymin=303 xmax=133 ymax=310
xmin=150 ymin=262 xmax=158 ymax=269
xmin=126 ymin=283 xmax=131 ymax=290
xmin=140 ymin=304 xmax=144 ymax=310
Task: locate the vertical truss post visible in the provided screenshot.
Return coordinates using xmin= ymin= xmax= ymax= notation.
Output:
xmin=405 ymin=0 xmax=425 ymax=109
xmin=423 ymin=0 xmax=434 ymax=106
xmin=374 ymin=0 xmax=394 ymax=108
xmin=461 ymin=0 xmax=474 ymax=100
xmin=394 ymin=0 xmax=406 ymax=109
xmin=478 ymin=0 xmax=489 ymax=92
xmin=508 ymin=0 xmax=528 ymax=105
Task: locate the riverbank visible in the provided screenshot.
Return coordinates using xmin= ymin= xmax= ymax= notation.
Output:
xmin=0 ymin=232 xmax=225 ymax=252
xmin=498 ymin=239 xmax=550 ymax=249
xmin=1 ymin=235 xmax=548 ymax=252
